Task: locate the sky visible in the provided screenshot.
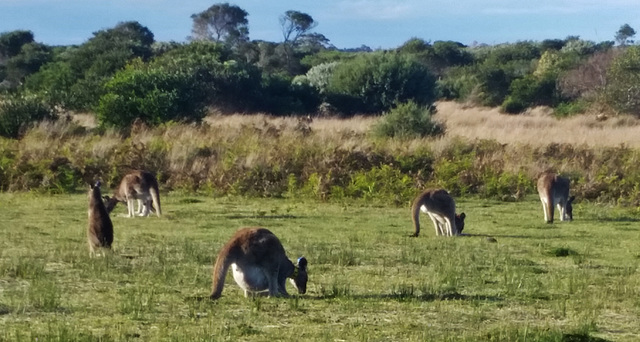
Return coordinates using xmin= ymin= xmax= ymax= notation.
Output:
xmin=2 ymin=0 xmax=640 ymax=49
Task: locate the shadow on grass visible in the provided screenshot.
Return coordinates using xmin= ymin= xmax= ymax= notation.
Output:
xmin=224 ymin=214 xmax=299 ymax=220
xmin=461 ymin=233 xmax=533 ymax=240
xmin=0 ymin=303 xmax=10 ymax=315
xmin=311 ymin=291 xmax=503 ymax=302
xmin=589 ymin=216 xmax=640 ymax=223
xmin=186 ymin=292 xmax=503 ymax=303
xmin=561 ymin=333 xmax=611 ymax=342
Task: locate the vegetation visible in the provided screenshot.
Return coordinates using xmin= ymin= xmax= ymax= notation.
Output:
xmin=2 ymin=3 xmax=640 ymax=132
xmin=1 ymin=193 xmax=639 ymax=341
xmin=0 ymin=109 xmax=639 ymax=208
xmin=3 ymin=5 xmax=640 ymax=340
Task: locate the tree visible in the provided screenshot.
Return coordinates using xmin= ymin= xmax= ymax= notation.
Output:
xmin=190 ymin=3 xmax=249 ymax=46
xmin=280 ymin=11 xmax=317 ymax=45
xmin=603 ymin=46 xmax=640 ymax=115
xmin=24 ymin=21 xmax=155 ymax=110
xmin=279 ymin=10 xmax=318 ymax=74
xmin=615 ymin=23 xmax=636 ymax=46
xmin=4 ymin=42 xmax=52 ymax=84
xmin=0 ymin=30 xmax=34 ymax=60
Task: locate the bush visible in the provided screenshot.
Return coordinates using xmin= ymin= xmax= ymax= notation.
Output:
xmin=554 ymin=100 xmax=588 ymax=117
xmin=96 ymin=64 xmax=207 ymax=128
xmin=372 ymin=101 xmax=444 ymax=139
xmin=603 ymin=46 xmax=640 ymax=116
xmin=501 ymin=74 xmax=557 ymax=113
xmin=258 ymin=73 xmax=320 ymax=115
xmin=501 ymin=97 xmax=528 ymax=114
xmin=327 ymin=52 xmax=437 ymax=114
xmin=0 ymin=94 xmax=56 ymax=138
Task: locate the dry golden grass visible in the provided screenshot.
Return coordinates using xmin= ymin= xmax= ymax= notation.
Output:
xmin=434 ymin=101 xmax=640 ymax=147
xmin=70 ymin=102 xmax=640 ymax=148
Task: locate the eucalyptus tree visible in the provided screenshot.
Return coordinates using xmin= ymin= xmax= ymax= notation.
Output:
xmin=190 ymin=3 xmax=249 ymax=47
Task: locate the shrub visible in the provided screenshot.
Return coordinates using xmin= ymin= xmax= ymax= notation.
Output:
xmin=259 ymin=73 xmax=320 ymax=115
xmin=326 ymin=52 xmax=437 ymax=114
xmin=0 ymin=94 xmax=56 ymax=138
xmin=436 ymin=66 xmax=478 ymax=101
xmin=603 ymin=46 xmax=640 ymax=116
xmin=501 ymin=74 xmax=557 ymax=113
xmin=96 ymin=64 xmax=207 ymax=128
xmin=340 ymin=165 xmax=415 ymax=204
xmin=554 ymin=100 xmax=588 ymax=117
xmin=501 ymin=97 xmax=528 ymax=114
xmin=303 ymin=62 xmax=338 ymax=94
xmin=372 ymin=101 xmax=444 ymax=139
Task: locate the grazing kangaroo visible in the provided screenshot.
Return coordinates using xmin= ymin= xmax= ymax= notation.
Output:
xmin=411 ymin=189 xmax=465 ymax=237
xmin=104 ymin=170 xmax=161 ymax=217
xmin=537 ymin=172 xmax=575 ymax=223
xmin=210 ymin=227 xmax=308 ymax=300
xmin=87 ymin=181 xmax=114 ymax=257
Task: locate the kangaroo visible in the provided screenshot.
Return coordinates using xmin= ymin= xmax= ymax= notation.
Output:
xmin=411 ymin=189 xmax=464 ymax=237
xmin=210 ymin=227 xmax=308 ymax=300
xmin=104 ymin=170 xmax=161 ymax=217
xmin=87 ymin=181 xmax=114 ymax=257
xmin=537 ymin=172 xmax=575 ymax=223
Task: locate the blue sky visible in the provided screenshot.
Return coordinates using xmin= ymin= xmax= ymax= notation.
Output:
xmin=2 ymin=0 xmax=640 ymax=49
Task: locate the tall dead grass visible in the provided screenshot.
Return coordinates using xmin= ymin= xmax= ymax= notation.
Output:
xmin=434 ymin=101 xmax=640 ymax=147
xmin=4 ymin=104 xmax=640 ymax=204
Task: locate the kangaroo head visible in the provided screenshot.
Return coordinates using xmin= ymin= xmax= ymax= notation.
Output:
xmin=290 ymin=257 xmax=308 ymax=294
xmin=566 ymin=196 xmax=575 ymax=221
xmin=456 ymin=212 xmax=466 ymax=234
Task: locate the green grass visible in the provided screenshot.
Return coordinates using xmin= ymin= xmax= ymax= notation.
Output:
xmin=1 ymin=192 xmax=639 ymax=341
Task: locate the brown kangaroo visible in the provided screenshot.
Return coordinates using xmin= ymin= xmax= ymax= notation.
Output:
xmin=411 ymin=189 xmax=465 ymax=237
xmin=537 ymin=172 xmax=574 ymax=223
xmin=104 ymin=170 xmax=161 ymax=217
xmin=210 ymin=227 xmax=308 ymax=299
xmin=87 ymin=181 xmax=114 ymax=257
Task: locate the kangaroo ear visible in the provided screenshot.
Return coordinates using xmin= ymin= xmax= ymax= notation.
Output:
xmin=297 ymin=257 xmax=307 ymax=270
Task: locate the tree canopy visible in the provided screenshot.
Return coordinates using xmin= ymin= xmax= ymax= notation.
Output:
xmin=190 ymin=3 xmax=249 ymax=46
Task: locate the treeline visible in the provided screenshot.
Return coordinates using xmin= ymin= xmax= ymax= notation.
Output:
xmin=1 ymin=4 xmax=640 ymax=138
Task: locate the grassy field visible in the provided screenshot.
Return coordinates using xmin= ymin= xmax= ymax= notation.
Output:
xmin=1 ymin=192 xmax=639 ymax=341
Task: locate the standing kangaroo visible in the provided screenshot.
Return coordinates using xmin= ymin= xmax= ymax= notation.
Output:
xmin=537 ymin=172 xmax=575 ymax=223
xmin=411 ymin=189 xmax=465 ymax=237
xmin=104 ymin=170 xmax=161 ymax=217
xmin=210 ymin=227 xmax=308 ymax=299
xmin=87 ymin=181 xmax=114 ymax=257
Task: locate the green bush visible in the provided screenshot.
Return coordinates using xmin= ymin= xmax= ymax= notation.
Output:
xmin=554 ymin=100 xmax=588 ymax=117
xmin=340 ymin=165 xmax=415 ymax=204
xmin=603 ymin=46 xmax=640 ymax=116
xmin=372 ymin=101 xmax=444 ymax=139
xmin=96 ymin=64 xmax=206 ymax=128
xmin=327 ymin=52 xmax=436 ymax=114
xmin=259 ymin=73 xmax=320 ymax=115
xmin=501 ymin=96 xmax=528 ymax=114
xmin=0 ymin=94 xmax=56 ymax=138
xmin=503 ymin=74 xmax=557 ymax=113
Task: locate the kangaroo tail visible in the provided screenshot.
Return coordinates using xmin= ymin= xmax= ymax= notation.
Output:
xmin=150 ymin=184 xmax=162 ymax=217
xmin=210 ymin=248 xmax=233 ymax=300
xmin=410 ymin=198 xmax=422 ymax=237
xmin=545 ymin=192 xmax=554 ymax=223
